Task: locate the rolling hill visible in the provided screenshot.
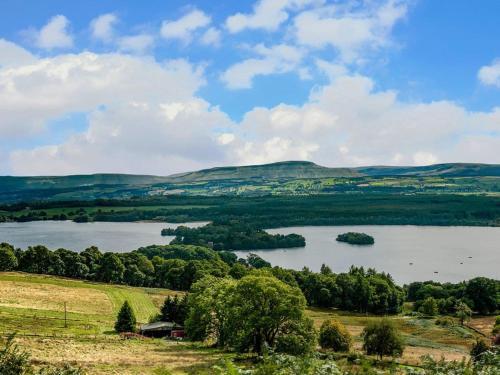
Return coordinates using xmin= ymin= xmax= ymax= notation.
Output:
xmin=0 ymin=161 xmax=499 ymax=202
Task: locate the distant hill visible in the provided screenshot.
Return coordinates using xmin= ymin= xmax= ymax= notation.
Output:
xmin=0 ymin=161 xmax=498 ymax=202
xmin=165 ymin=161 xmax=362 ymax=182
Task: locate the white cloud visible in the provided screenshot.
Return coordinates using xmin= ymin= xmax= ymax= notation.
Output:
xmin=478 ymin=59 xmax=500 ymax=88
xmin=160 ymin=9 xmax=211 ymax=44
xmin=230 ymin=75 xmax=500 ymax=167
xmin=90 ymin=13 xmax=118 ymax=42
xmin=0 ymin=39 xmax=36 ymax=67
xmin=34 ymin=15 xmax=73 ymax=49
xmin=293 ymin=0 xmax=408 ymax=62
xmin=1 ymin=50 xmax=233 ymax=175
xmin=200 ymin=27 xmax=221 ymax=46
xmin=118 ymin=34 xmax=155 ymax=53
xmin=226 ymin=0 xmax=320 ymax=33
xmin=221 ymin=44 xmax=304 ymax=89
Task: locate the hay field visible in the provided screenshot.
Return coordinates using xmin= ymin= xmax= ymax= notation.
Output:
xmin=0 ymin=272 xmax=222 ymax=374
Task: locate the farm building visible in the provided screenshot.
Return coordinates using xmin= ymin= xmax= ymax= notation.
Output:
xmin=139 ymin=321 xmax=185 ymax=338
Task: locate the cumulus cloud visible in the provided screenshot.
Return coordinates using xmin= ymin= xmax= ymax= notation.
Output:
xmin=33 ymin=15 xmax=73 ymax=49
xmin=226 ymin=0 xmax=320 ymax=33
xmin=478 ymin=59 xmax=500 ymax=87
xmin=90 ymin=13 xmax=118 ymax=42
xmin=0 ymin=45 xmax=235 ymax=175
xmin=160 ymin=9 xmax=211 ymax=44
xmin=293 ymin=0 xmax=408 ymax=62
xmin=117 ymin=34 xmax=155 ymax=53
xmin=0 ymin=39 xmax=36 ymax=67
xmin=221 ymin=44 xmax=304 ymax=89
xmin=230 ymin=75 xmax=500 ymax=167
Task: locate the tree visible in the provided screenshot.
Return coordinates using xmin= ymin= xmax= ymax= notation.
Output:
xmin=419 ymin=297 xmax=438 ymax=316
xmin=0 ymin=244 xmax=18 ymax=271
xmin=98 ymin=253 xmax=125 ymax=283
xmin=456 ymin=301 xmax=472 ymax=326
xmin=319 ymin=319 xmax=352 ymax=352
xmin=0 ymin=334 xmax=31 ymax=375
xmin=161 ymin=295 xmax=188 ymax=324
xmin=362 ymin=319 xmax=404 ymax=360
xmin=186 ymin=274 xmax=314 ymax=355
xmin=227 ymin=274 xmax=312 ymax=354
xmin=114 ymin=301 xmax=136 ymax=333
xmin=185 ymin=276 xmax=236 ymax=347
xmin=465 ymin=277 xmax=498 ymax=314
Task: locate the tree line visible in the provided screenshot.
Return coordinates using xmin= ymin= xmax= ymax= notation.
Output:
xmin=0 ymin=242 xmax=497 ymax=316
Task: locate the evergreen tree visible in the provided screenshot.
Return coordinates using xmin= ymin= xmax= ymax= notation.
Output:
xmin=114 ymin=301 xmax=136 ymax=333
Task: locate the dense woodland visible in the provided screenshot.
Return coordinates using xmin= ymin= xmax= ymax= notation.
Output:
xmin=162 ymin=221 xmax=305 ymax=250
xmin=1 ymin=193 xmax=499 ymax=227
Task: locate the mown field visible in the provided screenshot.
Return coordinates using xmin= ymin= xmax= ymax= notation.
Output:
xmin=0 ymin=272 xmax=494 ymax=374
xmin=0 ymin=272 xmax=226 ymax=374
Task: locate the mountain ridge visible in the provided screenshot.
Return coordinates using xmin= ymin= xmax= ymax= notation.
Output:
xmin=1 ymin=161 xmax=500 ymax=193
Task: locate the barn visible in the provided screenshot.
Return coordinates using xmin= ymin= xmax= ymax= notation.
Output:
xmin=139 ymin=321 xmax=185 ymax=338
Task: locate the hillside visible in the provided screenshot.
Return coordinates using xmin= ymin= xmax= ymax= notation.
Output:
xmin=0 ymin=161 xmax=499 ymax=202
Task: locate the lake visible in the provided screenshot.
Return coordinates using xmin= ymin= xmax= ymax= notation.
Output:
xmin=0 ymin=222 xmax=498 ymax=284
xmin=237 ymin=225 xmax=500 ymax=284
xmin=0 ymin=221 xmax=206 ymax=252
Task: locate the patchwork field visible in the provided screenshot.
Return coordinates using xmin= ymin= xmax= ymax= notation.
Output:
xmin=0 ymin=272 xmax=494 ymax=374
xmin=0 ymin=272 xmax=223 ymax=374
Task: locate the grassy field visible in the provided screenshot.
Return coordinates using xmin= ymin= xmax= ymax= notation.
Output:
xmin=307 ymin=307 xmax=494 ymax=366
xmin=0 ymin=272 xmax=225 ymax=374
xmin=0 ymin=272 xmax=494 ymax=374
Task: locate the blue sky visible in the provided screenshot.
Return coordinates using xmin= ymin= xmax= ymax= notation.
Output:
xmin=0 ymin=0 xmax=499 ymax=175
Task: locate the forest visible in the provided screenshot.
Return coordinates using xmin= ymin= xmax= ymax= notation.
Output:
xmin=1 ymin=193 xmax=499 ymax=227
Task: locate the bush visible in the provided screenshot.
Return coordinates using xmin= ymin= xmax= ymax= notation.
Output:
xmin=362 ymin=319 xmax=404 ymax=360
xmin=319 ymin=319 xmax=352 ymax=352
xmin=435 ymin=316 xmax=455 ymax=327
xmin=470 ymin=340 xmax=490 ymax=361
xmin=115 ymin=301 xmax=136 ymax=333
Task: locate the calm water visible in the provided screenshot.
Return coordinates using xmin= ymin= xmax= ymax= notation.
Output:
xmin=0 ymin=222 xmax=498 ymax=284
xmin=236 ymin=226 xmax=500 ymax=284
xmin=0 ymin=221 xmax=206 ymax=252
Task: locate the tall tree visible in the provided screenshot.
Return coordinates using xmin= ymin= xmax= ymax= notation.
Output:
xmin=114 ymin=301 xmax=136 ymax=333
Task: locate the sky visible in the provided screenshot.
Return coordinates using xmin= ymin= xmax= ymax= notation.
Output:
xmin=0 ymin=0 xmax=499 ymax=176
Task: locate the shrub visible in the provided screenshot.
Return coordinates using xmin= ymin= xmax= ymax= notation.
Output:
xmin=319 ymin=319 xmax=352 ymax=352
xmin=435 ymin=316 xmax=455 ymax=327
xmin=470 ymin=340 xmax=490 ymax=361
xmin=419 ymin=297 xmax=438 ymax=316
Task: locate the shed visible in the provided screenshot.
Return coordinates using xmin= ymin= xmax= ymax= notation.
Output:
xmin=139 ymin=321 xmax=184 ymax=338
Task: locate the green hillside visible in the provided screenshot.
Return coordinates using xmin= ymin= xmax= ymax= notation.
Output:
xmin=0 ymin=161 xmax=499 ymax=203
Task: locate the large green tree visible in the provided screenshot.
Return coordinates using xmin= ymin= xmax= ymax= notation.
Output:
xmin=362 ymin=319 xmax=404 ymax=360
xmin=0 ymin=243 xmax=18 ymax=271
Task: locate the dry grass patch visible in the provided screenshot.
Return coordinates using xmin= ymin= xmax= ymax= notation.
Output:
xmin=467 ymin=316 xmax=496 ymax=336
xmin=17 ymin=336 xmax=221 ymax=375
xmin=0 ymin=280 xmax=112 ymax=315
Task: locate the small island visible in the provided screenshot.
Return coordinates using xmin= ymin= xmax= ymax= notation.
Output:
xmin=336 ymin=232 xmax=374 ymax=245
xmin=162 ymin=221 xmax=306 ymax=251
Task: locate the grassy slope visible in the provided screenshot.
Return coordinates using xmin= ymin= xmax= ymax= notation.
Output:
xmin=307 ymin=308 xmax=494 ymax=366
xmin=1 ymin=273 xmax=494 ymax=373
xmin=0 ymin=272 xmax=225 ymax=374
